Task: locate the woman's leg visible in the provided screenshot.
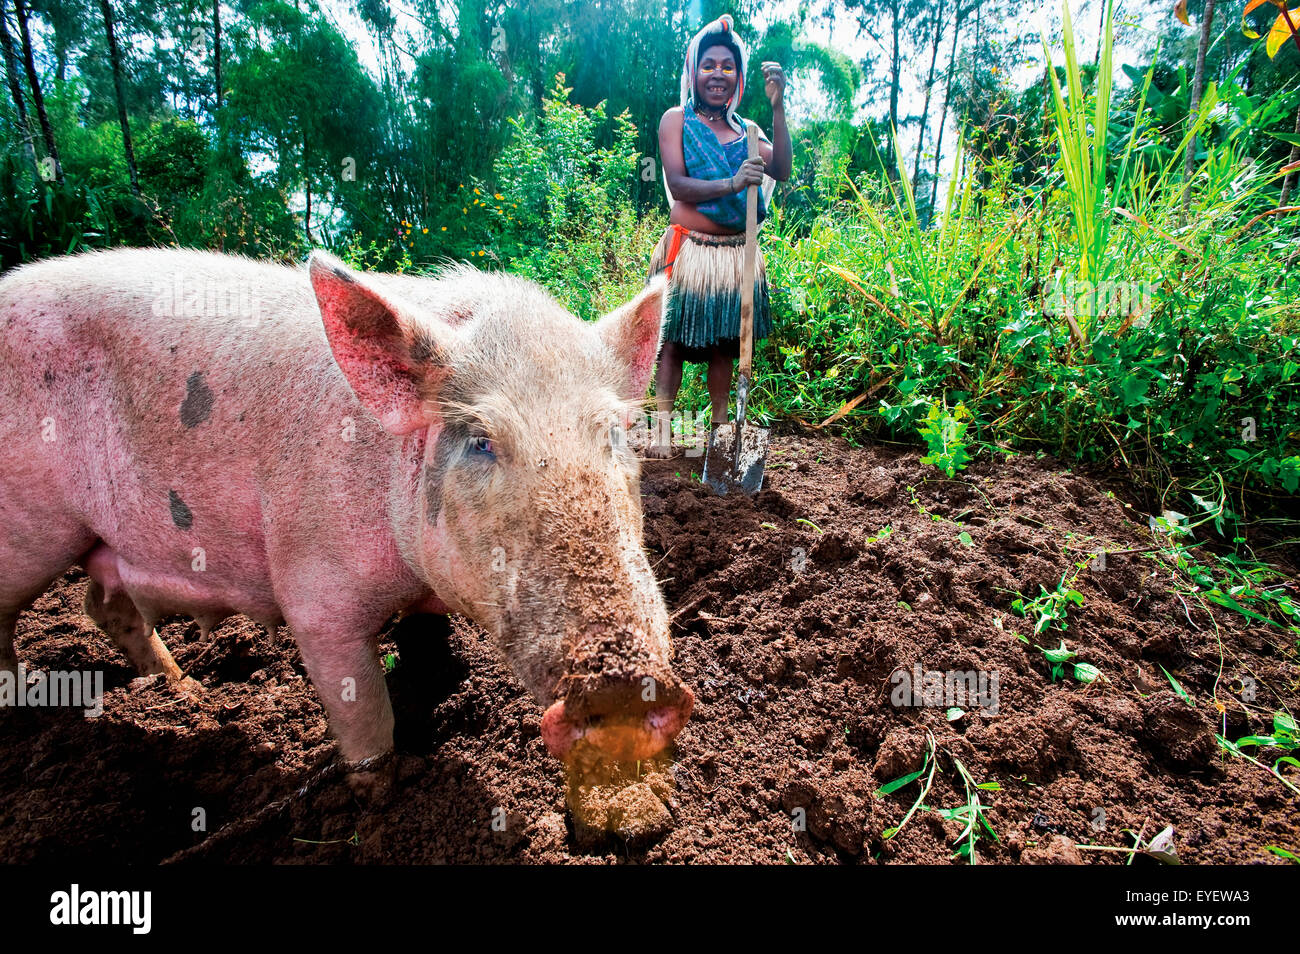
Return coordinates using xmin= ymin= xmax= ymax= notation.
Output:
xmin=648 ymin=340 xmax=686 ymax=458
xmin=706 ymin=347 xmax=734 ymax=427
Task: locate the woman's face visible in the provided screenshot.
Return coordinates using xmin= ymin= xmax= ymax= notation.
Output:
xmin=695 ymin=44 xmax=737 ymax=110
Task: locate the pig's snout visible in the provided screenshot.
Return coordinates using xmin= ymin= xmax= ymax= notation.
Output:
xmin=541 ymin=671 xmax=694 ymax=763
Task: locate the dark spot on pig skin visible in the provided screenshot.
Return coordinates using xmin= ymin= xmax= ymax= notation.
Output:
xmin=169 ymin=490 xmax=194 ymax=530
xmin=423 ymin=420 xmax=468 ymax=523
xmin=180 ymin=371 xmax=215 ymax=429
xmin=43 ymin=368 xmax=54 ymax=386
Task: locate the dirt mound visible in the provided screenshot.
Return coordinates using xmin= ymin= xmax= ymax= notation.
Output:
xmin=2 ymin=434 xmax=1296 ymax=863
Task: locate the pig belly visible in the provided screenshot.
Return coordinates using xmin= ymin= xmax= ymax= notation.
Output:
xmin=82 ymin=541 xmax=284 ymax=631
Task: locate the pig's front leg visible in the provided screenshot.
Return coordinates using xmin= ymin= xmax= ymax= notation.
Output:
xmin=287 ymin=611 xmax=396 ymax=802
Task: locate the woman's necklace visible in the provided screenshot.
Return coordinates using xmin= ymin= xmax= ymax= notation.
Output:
xmin=695 ymin=100 xmax=726 ymax=122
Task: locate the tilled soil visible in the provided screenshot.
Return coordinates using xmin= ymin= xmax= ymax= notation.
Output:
xmin=2 ymin=434 xmax=1297 ymax=864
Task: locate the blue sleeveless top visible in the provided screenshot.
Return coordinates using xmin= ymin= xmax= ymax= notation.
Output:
xmin=681 ymin=101 xmax=767 ymax=231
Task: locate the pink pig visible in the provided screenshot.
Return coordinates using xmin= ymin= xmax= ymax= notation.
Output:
xmin=0 ymin=248 xmax=693 ymax=783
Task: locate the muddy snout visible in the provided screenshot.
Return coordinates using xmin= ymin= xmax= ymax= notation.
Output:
xmin=541 ymin=668 xmax=694 ymax=763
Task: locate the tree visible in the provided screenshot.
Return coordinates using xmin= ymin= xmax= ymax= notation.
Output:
xmin=213 ymin=0 xmax=221 ymax=111
xmin=1183 ymin=0 xmax=1218 ymax=218
xmin=11 ymin=0 xmax=59 ymax=181
xmin=100 ymin=0 xmax=140 ymax=197
xmin=0 ymin=0 xmax=37 ymax=175
xmin=913 ymin=5 xmax=945 ymax=197
xmin=841 ymin=0 xmax=927 ymax=182
xmin=929 ymin=1 xmax=971 ymax=214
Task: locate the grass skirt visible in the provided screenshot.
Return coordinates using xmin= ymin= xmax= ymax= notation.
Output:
xmin=647 ymin=225 xmax=772 ymax=362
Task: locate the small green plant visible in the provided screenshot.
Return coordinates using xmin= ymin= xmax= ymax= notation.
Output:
xmin=1162 ymin=542 xmax=1300 ymax=636
xmin=866 ymin=525 xmax=895 ymax=544
xmin=1159 ymin=664 xmax=1195 ymax=707
xmin=917 ymin=398 xmax=973 ymax=477
xmin=1030 ymin=639 xmax=1101 ymax=683
xmin=942 ymin=757 xmax=1000 ymax=865
xmin=1230 ymin=711 xmax=1298 ymax=754
xmin=1011 ymin=574 xmax=1084 ymax=636
xmin=877 ymin=731 xmax=938 ymax=840
xmin=876 ymin=735 xmax=1000 ymax=864
xmin=1217 ymin=712 xmax=1300 ymax=796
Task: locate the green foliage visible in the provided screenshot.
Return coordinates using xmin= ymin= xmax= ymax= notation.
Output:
xmin=1011 ymin=575 xmax=1084 ymax=637
xmin=916 ymin=398 xmax=973 ymax=477
xmin=750 ymin=8 xmax=1300 ymax=528
xmin=0 ymin=157 xmax=107 ymax=268
xmin=1217 ymin=712 xmax=1300 ymax=796
xmin=488 ymin=73 xmax=648 ymax=320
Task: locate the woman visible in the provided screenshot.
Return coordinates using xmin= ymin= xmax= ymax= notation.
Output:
xmin=646 ymin=13 xmax=791 ymax=457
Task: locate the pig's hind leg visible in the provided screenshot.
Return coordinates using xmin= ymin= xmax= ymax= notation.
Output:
xmin=0 ymin=512 xmax=95 ymax=676
xmin=0 ymin=611 xmax=18 ymax=675
xmin=82 ymin=544 xmax=187 ymax=684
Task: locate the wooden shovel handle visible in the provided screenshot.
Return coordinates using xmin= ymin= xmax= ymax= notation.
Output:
xmin=740 ymin=121 xmax=759 ymax=380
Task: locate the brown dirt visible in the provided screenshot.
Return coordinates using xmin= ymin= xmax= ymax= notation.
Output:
xmin=2 ymin=433 xmax=1297 ymax=864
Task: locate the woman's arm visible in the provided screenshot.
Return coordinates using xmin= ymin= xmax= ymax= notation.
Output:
xmin=758 ymin=63 xmax=792 ymax=181
xmin=658 ymin=108 xmax=745 ymax=203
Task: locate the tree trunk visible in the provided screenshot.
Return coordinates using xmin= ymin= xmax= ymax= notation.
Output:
xmin=99 ymin=0 xmax=140 ymax=197
xmin=303 ymin=132 xmax=312 ymax=244
xmin=929 ymin=6 xmax=964 ymax=214
xmin=888 ymin=0 xmax=901 ymax=182
xmin=1182 ymin=0 xmax=1217 ymax=219
xmin=12 ymin=0 xmax=60 ymax=182
xmin=0 ymin=0 xmax=38 ymax=175
xmin=213 ymin=0 xmax=222 ymax=110
xmin=1279 ymin=100 xmax=1300 ymax=208
xmin=912 ymin=7 xmax=944 ymax=209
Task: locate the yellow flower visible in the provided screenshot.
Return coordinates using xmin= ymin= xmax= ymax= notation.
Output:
xmin=473 ymin=187 xmax=481 ymax=194
xmin=422 ymin=228 xmax=428 ymax=233
xmin=441 ymin=226 xmax=447 ymax=231
xmin=462 ymin=207 xmax=468 ymax=214
xmin=494 ymin=193 xmax=504 ymax=200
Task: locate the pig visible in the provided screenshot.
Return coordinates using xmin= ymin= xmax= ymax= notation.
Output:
xmin=0 ymin=247 xmax=693 ymax=787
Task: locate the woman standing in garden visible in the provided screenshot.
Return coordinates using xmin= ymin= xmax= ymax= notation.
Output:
xmin=646 ymin=12 xmax=792 ymax=457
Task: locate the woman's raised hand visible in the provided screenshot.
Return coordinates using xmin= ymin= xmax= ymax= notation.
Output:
xmin=761 ymin=62 xmax=786 ymax=108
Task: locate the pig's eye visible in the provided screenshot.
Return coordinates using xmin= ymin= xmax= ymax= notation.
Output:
xmin=468 ymin=435 xmax=495 ymax=459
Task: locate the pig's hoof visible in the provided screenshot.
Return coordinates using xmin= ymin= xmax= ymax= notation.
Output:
xmin=344 ymin=752 xmax=397 ymax=808
xmin=644 ymin=443 xmax=683 ymax=460
xmin=170 ymin=675 xmax=204 ymax=697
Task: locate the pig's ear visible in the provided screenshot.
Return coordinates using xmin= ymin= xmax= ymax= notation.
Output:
xmin=595 ymin=274 xmax=668 ymax=401
xmin=309 ymin=250 xmax=456 ymax=436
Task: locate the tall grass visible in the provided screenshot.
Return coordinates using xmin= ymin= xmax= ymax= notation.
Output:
xmin=733 ymin=0 xmax=1300 ymax=531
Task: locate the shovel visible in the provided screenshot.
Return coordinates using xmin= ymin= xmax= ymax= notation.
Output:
xmin=702 ymin=120 xmax=770 ymax=496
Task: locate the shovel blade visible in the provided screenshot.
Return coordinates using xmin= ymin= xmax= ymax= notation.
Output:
xmin=702 ymin=423 xmax=770 ymax=495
